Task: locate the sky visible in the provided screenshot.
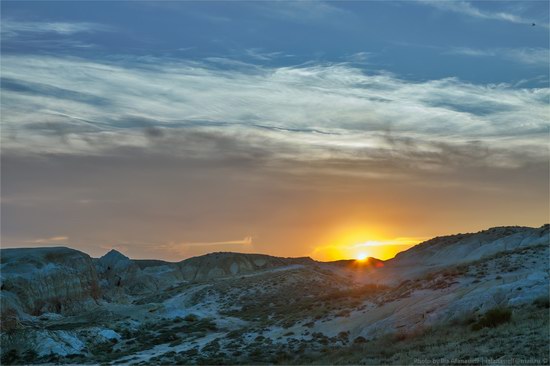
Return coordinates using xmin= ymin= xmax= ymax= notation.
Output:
xmin=1 ymin=0 xmax=549 ymax=261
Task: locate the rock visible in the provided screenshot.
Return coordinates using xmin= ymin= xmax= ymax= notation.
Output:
xmin=0 ymin=247 xmax=100 ymax=324
xmin=97 ymin=329 xmax=120 ymax=340
xmin=34 ymin=330 xmax=85 ymax=357
xmin=97 ymin=249 xmax=131 ymax=270
xmin=177 ymin=252 xmax=313 ymax=281
xmin=374 ymin=225 xmax=549 ymax=284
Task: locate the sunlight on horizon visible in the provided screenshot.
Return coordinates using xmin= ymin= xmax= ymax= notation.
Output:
xmin=356 ymin=252 xmax=368 ymax=261
xmin=311 ymin=225 xmax=425 ymax=261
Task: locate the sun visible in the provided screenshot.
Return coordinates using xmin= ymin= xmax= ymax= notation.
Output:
xmin=356 ymin=252 xmax=368 ymax=261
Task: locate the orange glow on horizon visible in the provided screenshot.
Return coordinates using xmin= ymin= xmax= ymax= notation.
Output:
xmin=311 ymin=224 xmax=425 ymax=261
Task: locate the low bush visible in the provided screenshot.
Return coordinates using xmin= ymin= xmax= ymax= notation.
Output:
xmin=1 ymin=349 xmax=19 ymax=365
xmin=91 ymin=341 xmax=114 ymax=356
xmin=533 ymin=296 xmax=550 ymax=309
xmin=451 ymin=310 xmax=477 ymax=326
xmin=184 ymin=314 xmax=199 ymax=322
xmin=22 ymin=349 xmax=38 ymax=363
xmin=471 ymin=307 xmax=512 ymax=330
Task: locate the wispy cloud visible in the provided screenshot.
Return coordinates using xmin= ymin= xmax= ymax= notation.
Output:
xmin=1 ymin=20 xmax=111 ymax=38
xmin=352 ymin=238 xmax=424 ymax=248
xmin=1 ymin=55 xmax=547 ymax=174
xmin=180 ymin=237 xmax=253 ymax=247
xmin=256 ymin=1 xmax=350 ymax=23
xmin=419 ymin=0 xmax=544 ymax=27
xmin=345 ymin=52 xmax=374 ymax=64
xmin=156 ymin=237 xmax=254 ymax=257
xmin=448 ymin=47 xmax=549 ymax=67
xmin=91 ymin=237 xmax=252 ymax=258
xmin=244 ymin=48 xmax=291 ymax=62
xmin=28 ymin=236 xmax=69 ymax=244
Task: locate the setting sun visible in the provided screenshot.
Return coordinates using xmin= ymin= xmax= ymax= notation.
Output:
xmin=311 ymin=224 xmax=424 ymax=261
xmin=356 ymin=253 xmax=368 ymax=261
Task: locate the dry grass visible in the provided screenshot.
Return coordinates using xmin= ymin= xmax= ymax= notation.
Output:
xmin=305 ymin=305 xmax=548 ymax=365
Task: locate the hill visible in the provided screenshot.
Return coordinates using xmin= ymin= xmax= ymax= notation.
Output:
xmin=0 ymin=225 xmax=548 ymax=365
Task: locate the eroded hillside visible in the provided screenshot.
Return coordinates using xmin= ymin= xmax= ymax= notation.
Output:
xmin=1 ymin=225 xmax=548 ymax=365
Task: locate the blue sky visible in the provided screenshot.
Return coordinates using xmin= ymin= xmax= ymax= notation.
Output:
xmin=1 ymin=1 xmax=549 ymax=260
xmin=2 ymin=1 xmax=549 ymax=84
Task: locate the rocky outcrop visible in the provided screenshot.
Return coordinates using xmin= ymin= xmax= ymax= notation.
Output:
xmin=374 ymin=224 xmax=550 ymax=284
xmin=0 ymin=247 xmax=100 ymax=329
xmin=95 ymin=250 xmax=185 ymax=300
xmin=0 ymin=247 xmax=319 ymax=324
xmin=393 ymin=225 xmax=548 ymax=264
xmin=177 ymin=252 xmax=315 ymax=281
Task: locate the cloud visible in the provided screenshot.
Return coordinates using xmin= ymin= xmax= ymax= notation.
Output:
xmin=0 ymin=20 xmax=113 ymax=52
xmin=1 ymin=55 xmax=547 ymax=171
xmin=345 ymin=52 xmax=374 ymax=64
xmin=1 ymin=20 xmax=111 ymax=38
xmin=244 ymin=49 xmax=291 ymax=61
xmin=448 ymin=47 xmax=549 ymax=67
xmin=418 ymin=1 xmax=542 ymax=26
xmin=1 ymin=77 xmax=111 ymax=106
xmin=254 ymin=1 xmax=350 ymax=23
xmin=179 ymin=237 xmax=253 ymax=247
xmin=155 ymin=237 xmax=254 ymax=257
xmin=352 ymin=238 xmax=424 ymax=248
xmin=28 ymin=236 xmax=69 ymax=244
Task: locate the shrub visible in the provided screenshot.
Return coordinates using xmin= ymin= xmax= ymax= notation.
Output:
xmin=394 ymin=332 xmax=408 ymax=341
xmin=120 ymin=328 xmax=133 ymax=339
xmin=202 ymin=340 xmax=220 ymax=354
xmin=169 ymin=338 xmax=183 ymax=347
xmin=227 ymin=329 xmax=243 ymax=339
xmin=22 ymin=349 xmax=38 ymax=363
xmin=249 ymin=347 xmax=265 ymax=359
xmin=337 ymin=331 xmax=350 ymax=343
xmin=471 ymin=307 xmax=512 ymax=330
xmin=451 ymin=310 xmax=477 ymax=326
xmin=533 ymin=296 xmax=550 ymax=308
xmin=92 ymin=341 xmax=114 ymax=355
xmin=1 ymin=349 xmax=19 ymax=365
xmin=184 ymin=314 xmax=198 ymax=322
xmin=353 ymin=336 xmax=367 ymax=344
xmin=179 ymin=348 xmax=198 ymax=357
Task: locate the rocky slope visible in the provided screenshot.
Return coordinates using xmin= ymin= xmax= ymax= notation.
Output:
xmin=0 ymin=225 xmax=548 ymax=365
xmin=0 ymin=247 xmax=100 ymax=323
xmin=1 ymin=248 xmax=323 ymax=328
xmin=373 ymin=224 xmax=550 ymax=284
xmin=176 ymin=252 xmax=315 ymax=282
